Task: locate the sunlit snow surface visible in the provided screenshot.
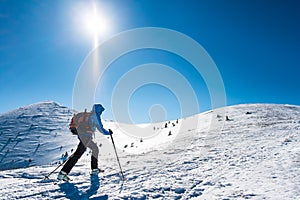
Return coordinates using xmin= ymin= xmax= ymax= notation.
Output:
xmin=0 ymin=102 xmax=299 ymax=199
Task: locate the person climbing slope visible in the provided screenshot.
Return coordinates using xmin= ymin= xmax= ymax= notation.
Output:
xmin=57 ymin=104 xmax=112 ymax=181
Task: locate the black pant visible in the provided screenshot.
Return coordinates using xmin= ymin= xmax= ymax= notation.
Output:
xmin=61 ymin=136 xmax=99 ymax=174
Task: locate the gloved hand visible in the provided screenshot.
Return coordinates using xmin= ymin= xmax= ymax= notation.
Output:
xmin=109 ymin=129 xmax=113 ymax=135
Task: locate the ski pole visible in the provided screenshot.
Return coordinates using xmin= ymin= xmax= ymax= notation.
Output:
xmin=44 ymin=152 xmax=74 ymax=180
xmin=110 ymin=133 xmax=125 ymax=181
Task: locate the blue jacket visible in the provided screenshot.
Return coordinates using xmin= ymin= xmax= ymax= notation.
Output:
xmin=89 ymin=112 xmax=110 ymax=135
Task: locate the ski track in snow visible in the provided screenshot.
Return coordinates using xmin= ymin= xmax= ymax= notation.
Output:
xmin=0 ymin=102 xmax=299 ymax=199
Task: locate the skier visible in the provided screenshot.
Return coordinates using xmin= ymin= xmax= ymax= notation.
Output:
xmin=57 ymin=104 xmax=112 ymax=181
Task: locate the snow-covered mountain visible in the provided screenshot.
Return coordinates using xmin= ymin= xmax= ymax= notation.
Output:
xmin=0 ymin=101 xmax=77 ymax=170
xmin=0 ymin=102 xmax=299 ymax=199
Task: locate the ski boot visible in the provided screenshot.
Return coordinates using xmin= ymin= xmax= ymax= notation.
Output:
xmin=57 ymin=171 xmax=71 ymax=181
xmin=91 ymin=168 xmax=104 ymax=175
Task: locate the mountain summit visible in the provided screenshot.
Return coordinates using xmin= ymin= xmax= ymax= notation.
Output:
xmin=0 ymin=101 xmax=77 ymax=170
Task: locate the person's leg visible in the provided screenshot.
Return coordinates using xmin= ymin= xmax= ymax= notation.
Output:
xmin=87 ymin=141 xmax=99 ymax=170
xmin=61 ymin=141 xmax=86 ymax=174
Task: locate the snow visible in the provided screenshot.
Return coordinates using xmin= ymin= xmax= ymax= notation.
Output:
xmin=0 ymin=102 xmax=300 ymax=199
xmin=0 ymin=101 xmax=78 ymax=170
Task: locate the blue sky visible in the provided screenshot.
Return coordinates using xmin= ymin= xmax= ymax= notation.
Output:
xmin=0 ymin=0 xmax=299 ymax=123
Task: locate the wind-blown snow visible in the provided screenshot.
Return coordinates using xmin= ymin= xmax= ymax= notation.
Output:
xmin=0 ymin=102 xmax=299 ymax=199
xmin=0 ymin=101 xmax=78 ymax=170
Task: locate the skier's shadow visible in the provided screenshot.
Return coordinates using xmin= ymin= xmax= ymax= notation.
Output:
xmin=59 ymin=175 xmax=108 ymax=200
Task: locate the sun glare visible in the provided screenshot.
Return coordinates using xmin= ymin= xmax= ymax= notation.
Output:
xmin=80 ymin=2 xmax=111 ymax=47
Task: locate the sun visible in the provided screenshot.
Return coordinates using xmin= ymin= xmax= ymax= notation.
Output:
xmin=80 ymin=2 xmax=111 ymax=47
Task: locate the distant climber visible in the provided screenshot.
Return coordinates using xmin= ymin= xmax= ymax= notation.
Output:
xmin=57 ymin=104 xmax=112 ymax=181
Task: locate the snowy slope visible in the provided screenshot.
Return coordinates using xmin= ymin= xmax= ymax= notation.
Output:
xmin=0 ymin=103 xmax=299 ymax=199
xmin=0 ymin=101 xmax=78 ymax=170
